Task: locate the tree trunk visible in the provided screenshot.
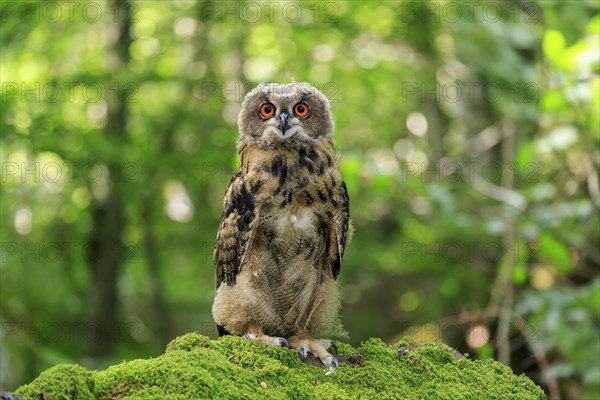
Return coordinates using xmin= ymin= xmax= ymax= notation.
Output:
xmin=87 ymin=0 xmax=132 ymax=357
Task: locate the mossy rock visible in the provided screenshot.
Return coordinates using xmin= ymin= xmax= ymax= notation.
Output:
xmin=15 ymin=332 xmax=546 ymax=399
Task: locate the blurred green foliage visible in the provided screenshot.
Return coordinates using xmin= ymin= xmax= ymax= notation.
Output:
xmin=1 ymin=1 xmax=598 ymax=399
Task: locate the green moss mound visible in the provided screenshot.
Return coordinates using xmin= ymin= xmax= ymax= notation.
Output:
xmin=16 ymin=333 xmax=545 ymax=399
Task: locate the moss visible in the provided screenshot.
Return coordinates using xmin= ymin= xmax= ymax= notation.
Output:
xmin=165 ymin=332 xmax=211 ymax=352
xmin=16 ymin=364 xmax=95 ymax=400
xmin=15 ymin=333 xmax=546 ymax=400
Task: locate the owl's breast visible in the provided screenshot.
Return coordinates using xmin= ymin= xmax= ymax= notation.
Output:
xmin=243 ymin=142 xmax=341 ymax=247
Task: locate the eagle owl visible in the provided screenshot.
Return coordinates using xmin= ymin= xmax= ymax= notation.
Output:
xmin=212 ymin=82 xmax=351 ymax=369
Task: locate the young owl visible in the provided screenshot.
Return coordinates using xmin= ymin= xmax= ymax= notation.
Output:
xmin=212 ymin=82 xmax=351 ymax=370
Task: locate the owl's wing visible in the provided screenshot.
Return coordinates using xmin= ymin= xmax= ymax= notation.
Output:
xmin=214 ymin=170 xmax=258 ymax=288
xmin=328 ymin=180 xmax=351 ymax=279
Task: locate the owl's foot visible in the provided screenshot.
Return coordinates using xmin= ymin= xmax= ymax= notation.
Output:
xmin=243 ymin=333 xmax=289 ymax=348
xmin=288 ymin=336 xmax=339 ymax=374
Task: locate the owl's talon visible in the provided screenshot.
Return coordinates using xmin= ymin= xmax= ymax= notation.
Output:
xmin=325 ymin=340 xmax=338 ymax=355
xmin=243 ymin=332 xmax=290 ymax=348
xmin=321 ymin=355 xmax=338 ymax=368
xmin=322 ymin=356 xmax=338 ymax=375
xmin=273 ymin=337 xmax=289 ymax=348
xmin=289 ymin=336 xmax=340 ymax=372
xmin=331 ymin=357 xmax=340 ymax=368
xmin=299 ymin=346 xmax=308 ymax=360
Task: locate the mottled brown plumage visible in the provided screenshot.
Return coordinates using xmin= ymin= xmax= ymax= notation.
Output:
xmin=212 ymin=83 xmax=351 ymax=369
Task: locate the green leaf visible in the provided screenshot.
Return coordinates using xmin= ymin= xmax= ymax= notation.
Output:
xmin=340 ymin=156 xmax=361 ymax=197
xmin=516 ymin=141 xmax=535 ymax=167
xmin=543 ymin=30 xmax=565 ymax=63
xmin=372 ymin=175 xmax=393 ymax=196
xmin=512 ymin=259 xmax=528 ymax=285
xmin=537 ymin=234 xmax=572 ymax=274
xmin=476 ymin=343 xmax=493 ymax=360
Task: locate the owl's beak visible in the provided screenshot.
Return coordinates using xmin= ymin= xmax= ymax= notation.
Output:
xmin=278 ymin=112 xmax=289 ymax=135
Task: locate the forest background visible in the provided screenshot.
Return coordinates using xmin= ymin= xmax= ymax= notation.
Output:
xmin=1 ymin=1 xmax=599 ymax=399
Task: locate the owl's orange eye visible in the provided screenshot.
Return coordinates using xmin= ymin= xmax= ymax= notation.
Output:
xmin=259 ymin=103 xmax=275 ymax=118
xmin=293 ymin=102 xmax=309 ymax=118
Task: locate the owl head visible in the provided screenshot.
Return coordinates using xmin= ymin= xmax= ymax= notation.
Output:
xmin=237 ymin=82 xmax=334 ymax=148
